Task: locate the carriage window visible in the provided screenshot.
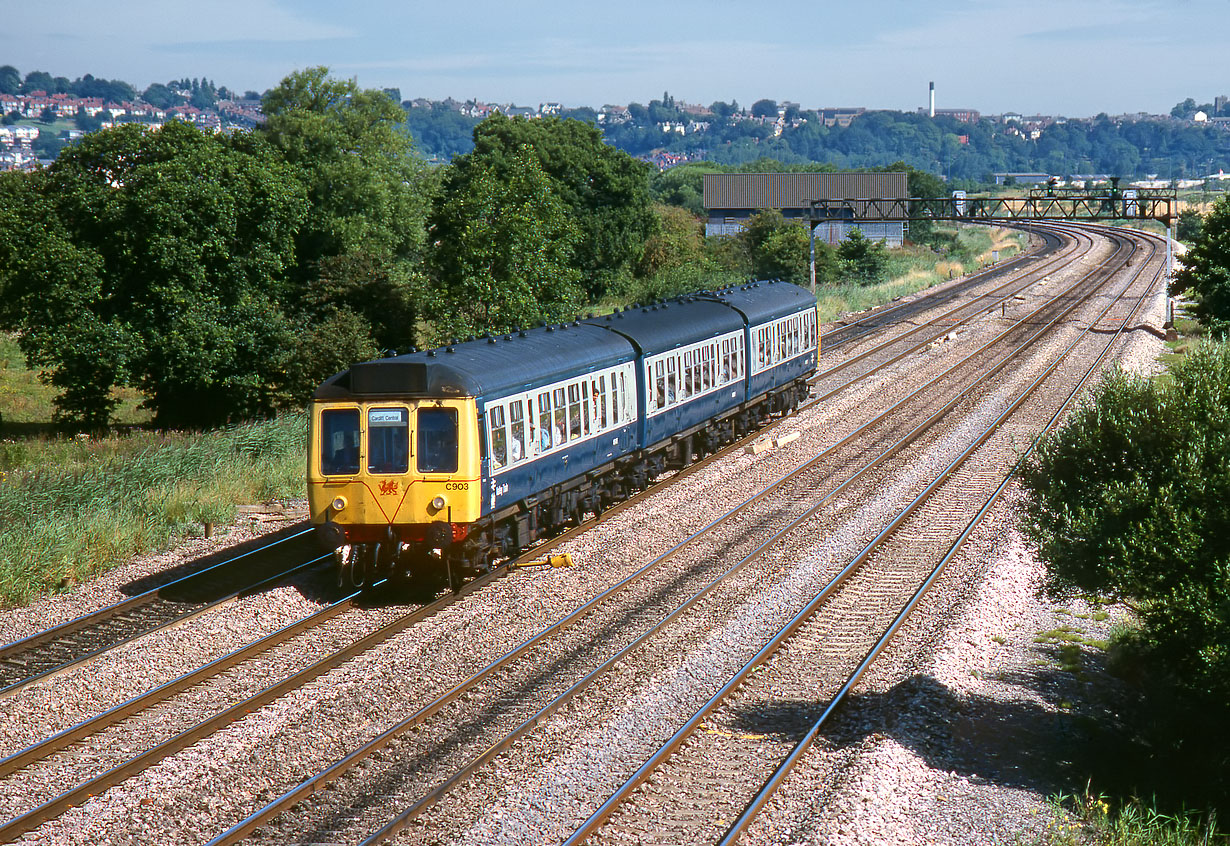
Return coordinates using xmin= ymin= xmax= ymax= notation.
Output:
xmin=666 ymin=357 xmax=677 ymax=405
xmin=417 ymin=408 xmax=458 ymax=473
xmin=487 ymin=405 xmax=507 ymax=469
xmin=568 ymin=383 xmax=582 ymax=440
xmin=509 ymin=401 xmax=526 ymax=463
xmin=537 ymin=391 xmax=552 ymax=451
xmin=682 ymin=351 xmax=693 ymax=398
xmin=620 ymin=370 xmax=631 ymax=420
xmin=553 ymin=388 xmax=567 ymax=445
xmin=610 ymin=371 xmax=620 ymax=424
xmin=655 ymin=361 xmax=666 ymax=409
xmin=321 ymin=408 xmax=361 ymax=476
xmin=595 ymin=376 xmax=608 ymax=429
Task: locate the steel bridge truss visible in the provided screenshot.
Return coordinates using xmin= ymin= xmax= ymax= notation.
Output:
xmin=806 ymin=190 xmax=1177 ymax=227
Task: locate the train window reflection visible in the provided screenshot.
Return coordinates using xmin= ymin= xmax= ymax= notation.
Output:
xmin=418 ymin=408 xmax=459 ymax=473
xmin=321 ymin=409 xmax=360 ymax=476
xmin=367 ymin=407 xmax=409 ymax=474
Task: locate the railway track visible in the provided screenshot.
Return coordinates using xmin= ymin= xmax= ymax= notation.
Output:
xmin=820 ymin=224 xmax=1062 ymax=351
xmin=0 ymin=526 xmax=324 ymax=699
xmin=0 ymin=222 xmax=1155 ymax=845
xmin=160 ymin=224 xmax=1151 ymax=845
xmin=566 ymin=227 xmax=1166 ymax=846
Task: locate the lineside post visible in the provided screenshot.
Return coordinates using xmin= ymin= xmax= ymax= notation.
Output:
xmin=809 ymin=223 xmax=817 ymax=295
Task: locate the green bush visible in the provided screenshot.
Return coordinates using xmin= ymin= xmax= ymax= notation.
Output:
xmin=1020 ymin=341 xmax=1230 ymax=808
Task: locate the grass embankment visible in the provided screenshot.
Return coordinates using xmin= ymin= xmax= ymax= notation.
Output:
xmin=0 ymin=413 xmax=306 ymax=607
xmin=2 ymin=333 xmax=307 ymax=607
xmin=814 ymin=225 xmax=1025 ymax=322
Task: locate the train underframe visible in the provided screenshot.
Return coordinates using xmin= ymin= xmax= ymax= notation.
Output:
xmin=332 ymin=378 xmax=811 ymax=592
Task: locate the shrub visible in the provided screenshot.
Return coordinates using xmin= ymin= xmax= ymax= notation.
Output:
xmin=1020 ymin=341 xmax=1230 ymax=807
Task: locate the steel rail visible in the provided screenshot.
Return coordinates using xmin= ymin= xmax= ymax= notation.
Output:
xmin=566 ymin=227 xmax=1163 ymax=846
xmin=717 ymin=229 xmax=1165 ymax=845
xmin=356 ymin=228 xmax=1125 ymax=846
xmin=215 ymin=225 xmax=1134 ymax=846
xmin=806 ymin=223 xmax=1093 ymax=401
xmin=0 ymin=384 xmax=821 ymax=843
xmin=0 ymin=525 xmax=318 ymax=699
xmin=821 ymin=224 xmax=1069 ymax=350
xmin=3 ymin=224 xmax=1126 ymax=843
xmin=0 ymin=540 xmax=323 ymax=700
xmin=821 ymin=224 xmax=1060 ymax=348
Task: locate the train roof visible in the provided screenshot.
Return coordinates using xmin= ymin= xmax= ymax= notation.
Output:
xmin=313 ymin=323 xmax=633 ymax=401
xmin=581 ymin=280 xmax=814 ymax=355
xmin=583 ymin=298 xmax=743 ymax=354
xmin=313 ymin=281 xmax=817 ymax=402
xmin=711 ymin=280 xmax=817 ymax=324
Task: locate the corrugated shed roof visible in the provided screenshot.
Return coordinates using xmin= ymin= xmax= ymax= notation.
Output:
xmin=703 ymin=172 xmax=909 ymax=210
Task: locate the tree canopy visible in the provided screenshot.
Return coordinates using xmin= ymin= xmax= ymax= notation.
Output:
xmin=427 ymin=144 xmax=582 ymax=341
xmin=0 ymin=121 xmax=308 ymax=427
xmin=1020 ymin=343 xmax=1230 ymax=801
xmin=444 ymin=113 xmax=657 ymax=298
xmin=1172 ymin=194 xmax=1230 ymax=336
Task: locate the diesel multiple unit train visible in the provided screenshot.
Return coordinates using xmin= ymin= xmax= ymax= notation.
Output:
xmin=308 ymin=280 xmax=819 ymax=588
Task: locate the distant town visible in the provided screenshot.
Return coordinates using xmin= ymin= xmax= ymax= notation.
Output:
xmin=4 ymin=72 xmax=1230 ymax=180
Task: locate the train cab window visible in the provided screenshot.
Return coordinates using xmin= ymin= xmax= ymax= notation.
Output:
xmin=367 ymin=407 xmax=409 ymax=474
xmin=509 ymin=402 xmax=526 ymax=463
xmin=417 ymin=408 xmax=458 ymax=473
xmin=488 ymin=405 xmax=507 ymax=469
xmin=320 ymin=408 xmax=361 ymax=476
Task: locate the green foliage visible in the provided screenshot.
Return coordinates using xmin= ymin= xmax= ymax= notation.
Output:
xmin=1044 ymin=791 xmax=1223 ymax=846
xmin=0 ymin=121 xmax=308 ymax=427
xmin=726 ymin=209 xmax=834 ymax=286
xmin=1020 ymin=342 xmax=1230 ymax=803
xmin=1177 ymin=209 xmax=1204 ymax=243
xmin=142 ymin=82 xmax=182 ymax=110
xmin=402 ymin=103 xmax=479 ymax=160
xmin=638 ymin=204 xmax=705 ymax=277
xmin=427 ymin=144 xmax=583 ymax=340
xmin=449 ymin=113 xmax=656 ymax=298
xmin=1172 ymin=195 xmax=1230 ymax=336
xmin=837 ymin=228 xmax=890 ymax=285
xmin=259 ymin=67 xmax=430 ymax=276
xmin=0 ymin=65 xmax=19 ymax=95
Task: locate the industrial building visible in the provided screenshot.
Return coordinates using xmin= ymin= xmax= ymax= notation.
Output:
xmin=702 ymin=172 xmax=908 ymax=245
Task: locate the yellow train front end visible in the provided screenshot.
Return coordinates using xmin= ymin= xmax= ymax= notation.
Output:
xmin=307 ymin=396 xmax=482 ymax=585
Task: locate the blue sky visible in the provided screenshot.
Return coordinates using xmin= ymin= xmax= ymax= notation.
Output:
xmin=1 ymin=0 xmax=1223 ymax=116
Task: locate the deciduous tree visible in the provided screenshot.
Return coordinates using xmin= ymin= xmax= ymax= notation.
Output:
xmin=0 ymin=121 xmax=309 ymax=427
xmin=1172 ymin=194 xmax=1230 ymax=335
xmin=447 ymin=113 xmax=656 ymax=298
xmin=427 ymin=145 xmax=582 ymax=340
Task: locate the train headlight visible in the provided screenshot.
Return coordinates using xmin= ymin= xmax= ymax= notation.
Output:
xmin=431 ymin=495 xmax=446 ymax=511
xmin=331 ymin=496 xmax=348 ymax=513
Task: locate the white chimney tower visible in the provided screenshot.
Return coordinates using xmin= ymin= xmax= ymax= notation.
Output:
xmin=929 ymin=81 xmax=935 ymax=118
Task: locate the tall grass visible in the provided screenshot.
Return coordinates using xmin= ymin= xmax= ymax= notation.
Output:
xmin=1042 ymin=791 xmax=1224 ymax=846
xmin=0 ymin=413 xmax=307 ymax=607
xmin=816 ymin=226 xmax=1025 ymax=322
